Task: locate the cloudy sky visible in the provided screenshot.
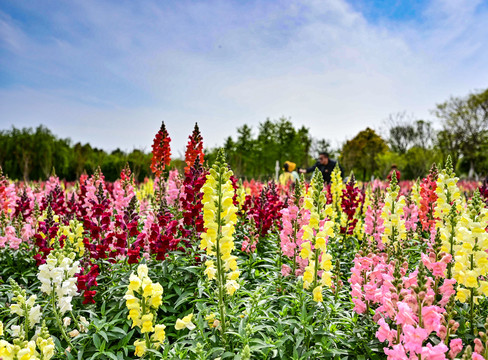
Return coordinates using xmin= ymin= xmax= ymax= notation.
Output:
xmin=1 ymin=0 xmax=487 ymax=156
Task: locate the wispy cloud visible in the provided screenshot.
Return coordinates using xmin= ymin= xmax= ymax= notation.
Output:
xmin=1 ymin=0 xmax=487 ymax=153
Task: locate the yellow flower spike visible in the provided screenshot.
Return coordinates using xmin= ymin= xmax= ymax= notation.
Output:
xmin=126 ymin=264 xmax=166 ymax=355
xmin=200 ymin=150 xmax=240 ymax=337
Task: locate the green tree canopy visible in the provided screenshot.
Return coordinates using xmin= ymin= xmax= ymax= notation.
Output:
xmin=340 ymin=127 xmax=388 ymax=181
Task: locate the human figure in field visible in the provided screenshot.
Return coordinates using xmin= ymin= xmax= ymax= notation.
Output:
xmin=279 ymin=161 xmax=299 ymax=186
xmin=299 ymin=152 xmax=343 ymax=184
xmin=387 ymin=164 xmax=401 ymax=182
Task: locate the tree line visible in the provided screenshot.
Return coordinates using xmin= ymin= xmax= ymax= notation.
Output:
xmin=1 ymin=88 xmax=487 ymax=182
xmin=209 ymin=88 xmax=488 ymax=181
xmin=0 ymin=126 xmax=154 ymax=182
xmin=340 ymin=88 xmax=488 ymax=181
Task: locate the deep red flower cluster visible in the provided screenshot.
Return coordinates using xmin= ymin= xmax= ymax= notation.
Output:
xmin=480 ymin=179 xmax=488 ymax=206
xmin=180 ymin=160 xmax=207 ymax=235
xmin=341 ymin=176 xmax=364 ymax=235
xmin=77 ymin=264 xmax=99 ymax=304
xmin=242 ymin=181 xmax=284 ymax=238
xmin=184 ymin=123 xmax=204 ymax=174
xmin=151 ymin=122 xmax=172 ymax=178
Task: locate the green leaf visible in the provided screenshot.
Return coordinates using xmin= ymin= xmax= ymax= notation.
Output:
xmin=93 ymin=333 xmax=101 ymax=350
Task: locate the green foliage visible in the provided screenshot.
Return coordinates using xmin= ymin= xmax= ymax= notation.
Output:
xmin=340 ymin=128 xmax=388 ymax=181
xmin=435 ymin=88 xmax=488 ymax=176
xmin=206 ymin=118 xmax=313 ymax=180
xmin=0 ymin=126 xmax=152 ymax=181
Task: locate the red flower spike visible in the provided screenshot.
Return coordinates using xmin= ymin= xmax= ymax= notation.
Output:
xmin=184 ymin=123 xmax=204 ymax=173
xmin=151 ymin=122 xmax=172 ymax=178
xmin=418 ymin=165 xmax=439 ymax=231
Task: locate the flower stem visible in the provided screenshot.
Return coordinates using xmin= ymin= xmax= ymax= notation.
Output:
xmin=215 ymin=171 xmax=227 ymax=343
xmin=51 ymin=290 xmax=76 ymax=354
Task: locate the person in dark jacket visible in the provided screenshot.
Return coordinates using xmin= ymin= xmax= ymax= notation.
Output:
xmin=300 ymin=152 xmax=343 ymax=184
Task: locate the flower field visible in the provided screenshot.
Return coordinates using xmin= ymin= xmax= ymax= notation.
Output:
xmin=1 ymin=123 xmax=488 ymax=360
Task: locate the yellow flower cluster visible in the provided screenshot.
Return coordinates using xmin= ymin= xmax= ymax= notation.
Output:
xmin=59 ymin=220 xmax=85 ymax=256
xmin=0 ymin=321 xmax=55 ymax=360
xmin=136 ymin=179 xmax=154 ymax=203
xmin=124 ymin=264 xmax=166 ymax=357
xmin=411 ymin=180 xmax=421 ymax=207
xmin=453 ymin=190 xmax=488 ymax=303
xmin=236 ymin=180 xmax=247 ymax=210
xmin=434 ymin=158 xmax=462 ymax=225
xmin=200 ymin=154 xmax=240 ymax=296
xmin=433 ymin=159 xmax=463 ymax=263
xmin=330 ymin=165 xmax=344 ymax=213
xmin=300 ymin=169 xmax=334 ymax=302
xmin=380 ymin=172 xmax=406 ymax=247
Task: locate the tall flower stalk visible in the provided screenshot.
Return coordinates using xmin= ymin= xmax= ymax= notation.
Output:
xmin=124 ymin=263 xmax=165 ymax=358
xmin=452 ymin=189 xmax=488 ymax=335
xmin=380 ymin=171 xmax=406 ymax=259
xmin=184 ymin=123 xmax=205 ymax=174
xmin=434 ymin=157 xmax=462 ymax=279
xmin=299 ymin=168 xmax=334 ymax=303
xmin=150 ymin=122 xmax=171 ymax=179
xmin=200 ymin=150 xmax=239 ymax=340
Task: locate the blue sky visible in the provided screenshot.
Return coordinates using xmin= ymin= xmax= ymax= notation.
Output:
xmin=1 ymin=0 xmax=487 ymax=155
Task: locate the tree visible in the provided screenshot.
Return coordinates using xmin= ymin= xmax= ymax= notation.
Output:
xmin=340 ymin=128 xmax=388 ymax=181
xmin=434 ymin=88 xmax=488 ymax=177
xmin=384 ymin=112 xmax=435 ymax=154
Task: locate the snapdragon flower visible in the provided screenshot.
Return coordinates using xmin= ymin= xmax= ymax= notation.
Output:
xmin=200 ymin=150 xmax=240 ymax=337
xmin=37 ymin=252 xmax=80 ymax=314
xmin=124 ymin=263 xmax=166 ymax=357
xmin=380 ymin=171 xmax=407 ymax=254
xmin=299 ymin=168 xmax=334 ymax=302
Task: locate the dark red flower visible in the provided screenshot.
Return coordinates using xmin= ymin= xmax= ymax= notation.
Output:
xmin=184 ymin=123 xmax=204 ymax=173
xmin=83 ymin=290 xmax=97 ymax=304
xmin=150 ymin=122 xmax=171 ymax=178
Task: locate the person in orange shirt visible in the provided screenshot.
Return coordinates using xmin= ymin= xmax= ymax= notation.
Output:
xmin=279 ymin=161 xmax=299 ymax=186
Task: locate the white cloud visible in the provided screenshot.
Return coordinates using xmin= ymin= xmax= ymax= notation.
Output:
xmin=0 ymin=0 xmax=487 ymax=154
